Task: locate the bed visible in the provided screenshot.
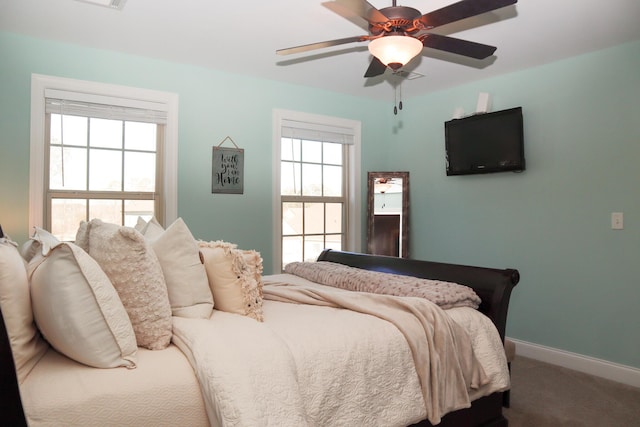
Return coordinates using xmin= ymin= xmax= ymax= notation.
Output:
xmin=0 ymin=222 xmax=519 ymax=427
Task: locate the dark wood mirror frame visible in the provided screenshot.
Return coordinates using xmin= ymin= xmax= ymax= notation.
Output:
xmin=366 ymin=171 xmax=410 ymax=258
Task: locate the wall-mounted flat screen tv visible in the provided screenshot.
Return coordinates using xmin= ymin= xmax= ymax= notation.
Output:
xmin=444 ymin=107 xmax=525 ymax=176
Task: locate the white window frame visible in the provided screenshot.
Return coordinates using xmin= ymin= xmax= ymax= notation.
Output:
xmin=272 ymin=109 xmax=361 ymax=273
xmin=29 ymin=74 xmax=179 ymax=231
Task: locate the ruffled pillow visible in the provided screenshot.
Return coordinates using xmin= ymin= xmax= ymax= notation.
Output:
xmin=198 ymin=240 xmax=263 ymax=322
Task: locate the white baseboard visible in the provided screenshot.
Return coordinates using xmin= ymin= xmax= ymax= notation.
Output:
xmin=507 ymin=337 xmax=640 ymax=389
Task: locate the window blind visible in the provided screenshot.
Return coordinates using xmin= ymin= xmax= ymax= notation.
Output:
xmin=44 ymin=88 xmax=168 ymax=124
xmin=281 ymin=118 xmax=354 ymax=145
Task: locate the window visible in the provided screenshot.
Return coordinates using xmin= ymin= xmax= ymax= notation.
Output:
xmin=273 ymin=110 xmax=361 ymax=272
xmin=30 ymin=75 xmax=178 ymax=240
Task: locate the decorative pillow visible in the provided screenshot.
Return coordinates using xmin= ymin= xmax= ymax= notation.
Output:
xmin=198 ymin=240 xmax=264 ymax=322
xmin=139 ymin=216 xmax=165 ymax=240
xmin=134 ymin=216 xmax=148 ymax=232
xmin=0 ymin=236 xmax=48 ymax=384
xmin=242 ymin=249 xmax=264 ymax=286
xmin=147 ymin=218 xmax=214 ymax=318
xmin=29 ymin=241 xmax=137 ymax=369
xmin=20 ymin=226 xmax=61 ymax=262
xmin=76 ymin=219 xmax=172 ymax=350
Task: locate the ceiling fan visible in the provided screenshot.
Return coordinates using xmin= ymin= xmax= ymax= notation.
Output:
xmin=374 ymin=177 xmax=403 ymax=193
xmin=277 ymin=0 xmax=517 ymax=78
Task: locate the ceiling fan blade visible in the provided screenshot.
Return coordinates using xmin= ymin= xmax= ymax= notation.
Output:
xmin=277 ymin=36 xmax=366 ymax=56
xmin=322 ymin=1 xmax=369 ymax=30
xmin=331 ymin=0 xmax=389 ymax=24
xmin=364 ymin=57 xmax=386 ymax=78
xmin=421 ymin=33 xmax=496 ymax=59
xmin=419 ymin=0 xmax=517 ymax=29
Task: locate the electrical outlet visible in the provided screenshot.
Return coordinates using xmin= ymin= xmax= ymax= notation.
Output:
xmin=611 ymin=212 xmax=624 ymax=230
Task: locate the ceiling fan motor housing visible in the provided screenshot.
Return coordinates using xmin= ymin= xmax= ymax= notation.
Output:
xmin=370 ymin=6 xmax=423 ymax=35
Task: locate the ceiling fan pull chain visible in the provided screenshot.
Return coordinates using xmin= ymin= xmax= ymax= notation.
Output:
xmin=393 ymin=86 xmax=398 ymax=115
xmin=399 ymin=82 xmax=403 ymax=111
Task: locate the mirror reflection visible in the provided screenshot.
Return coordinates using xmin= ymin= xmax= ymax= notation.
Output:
xmin=366 ymin=171 xmax=409 ymax=258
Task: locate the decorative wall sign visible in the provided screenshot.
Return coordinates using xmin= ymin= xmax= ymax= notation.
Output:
xmin=212 ymin=136 xmax=244 ymax=194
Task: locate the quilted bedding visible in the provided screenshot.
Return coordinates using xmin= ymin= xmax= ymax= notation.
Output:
xmin=21 ymin=345 xmax=208 ymax=427
xmin=172 ymin=273 xmax=510 ymax=427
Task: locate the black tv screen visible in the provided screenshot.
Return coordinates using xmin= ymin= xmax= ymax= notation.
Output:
xmin=445 ymin=107 xmax=525 ymax=176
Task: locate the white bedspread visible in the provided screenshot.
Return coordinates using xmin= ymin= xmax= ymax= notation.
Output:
xmin=172 ymin=274 xmax=510 ymax=427
xmin=22 ymin=345 xmax=208 ymax=427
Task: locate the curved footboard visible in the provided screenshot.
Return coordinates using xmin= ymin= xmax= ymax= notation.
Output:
xmin=317 ymin=249 xmax=519 ymax=342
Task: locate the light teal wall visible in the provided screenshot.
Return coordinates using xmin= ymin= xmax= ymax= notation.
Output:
xmin=385 ymin=40 xmax=640 ymax=368
xmin=0 ymin=32 xmax=389 ymax=272
xmin=1 ymin=31 xmax=638 ymax=369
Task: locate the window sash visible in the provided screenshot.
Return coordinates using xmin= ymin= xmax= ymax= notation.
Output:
xmin=43 ymin=110 xmax=165 ymax=234
xmin=279 ymin=140 xmax=348 ymax=268
xmin=281 ymin=200 xmax=346 ymax=267
xmin=273 ymin=109 xmax=361 ymax=273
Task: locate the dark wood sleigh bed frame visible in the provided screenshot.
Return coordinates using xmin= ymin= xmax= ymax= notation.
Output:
xmin=316 ymin=250 xmax=520 ymax=427
xmin=0 ymin=248 xmax=519 ymax=427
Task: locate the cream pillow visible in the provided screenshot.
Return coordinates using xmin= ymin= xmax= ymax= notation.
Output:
xmin=134 ymin=216 xmax=148 ymax=231
xmin=198 ymin=240 xmax=263 ymax=322
xmin=76 ymin=219 xmax=172 ymax=350
xmin=242 ymin=249 xmax=264 ymax=283
xmin=140 ymin=216 xmax=165 ymax=240
xmin=20 ymin=226 xmax=61 ymax=262
xmin=0 ymin=236 xmax=48 ymax=384
xmin=148 ymin=218 xmax=214 ymax=318
xmin=29 ymin=241 xmax=137 ymax=369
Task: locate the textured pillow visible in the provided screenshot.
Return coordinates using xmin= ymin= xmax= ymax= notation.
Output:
xmin=76 ymin=219 xmax=172 ymax=350
xmin=198 ymin=240 xmax=264 ymax=322
xmin=0 ymin=236 xmax=48 ymax=384
xmin=29 ymin=241 xmax=137 ymax=369
xmin=242 ymin=249 xmax=264 ymax=287
xmin=148 ymin=218 xmax=214 ymax=318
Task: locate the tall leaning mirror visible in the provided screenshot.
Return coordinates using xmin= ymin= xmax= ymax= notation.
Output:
xmin=366 ymin=171 xmax=410 ymax=258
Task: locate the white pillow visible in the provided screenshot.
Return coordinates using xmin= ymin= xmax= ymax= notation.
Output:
xmin=148 ymin=218 xmax=214 ymax=318
xmin=29 ymin=241 xmax=137 ymax=369
xmin=20 ymin=226 xmax=61 ymax=262
xmin=134 ymin=216 xmax=148 ymax=232
xmin=198 ymin=240 xmax=263 ymax=322
xmin=143 ymin=217 xmax=165 ymax=240
xmin=0 ymin=236 xmax=48 ymax=383
xmin=135 ymin=216 xmax=165 ymax=240
xmin=76 ymin=219 xmax=172 ymax=350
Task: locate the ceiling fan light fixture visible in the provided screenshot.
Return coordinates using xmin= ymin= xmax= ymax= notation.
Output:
xmin=368 ymin=35 xmax=423 ymax=70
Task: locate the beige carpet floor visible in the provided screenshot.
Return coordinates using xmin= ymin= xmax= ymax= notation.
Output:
xmin=503 ymin=356 xmax=640 ymax=427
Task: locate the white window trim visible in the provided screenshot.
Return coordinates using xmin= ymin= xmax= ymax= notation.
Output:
xmin=29 ymin=74 xmax=179 ymax=231
xmin=272 ymin=109 xmax=361 ymax=273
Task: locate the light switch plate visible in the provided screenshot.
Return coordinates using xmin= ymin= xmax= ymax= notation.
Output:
xmin=611 ymin=212 xmax=624 ymax=230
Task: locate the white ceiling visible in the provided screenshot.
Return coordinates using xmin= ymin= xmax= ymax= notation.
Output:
xmin=3 ymin=0 xmax=640 ymax=101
